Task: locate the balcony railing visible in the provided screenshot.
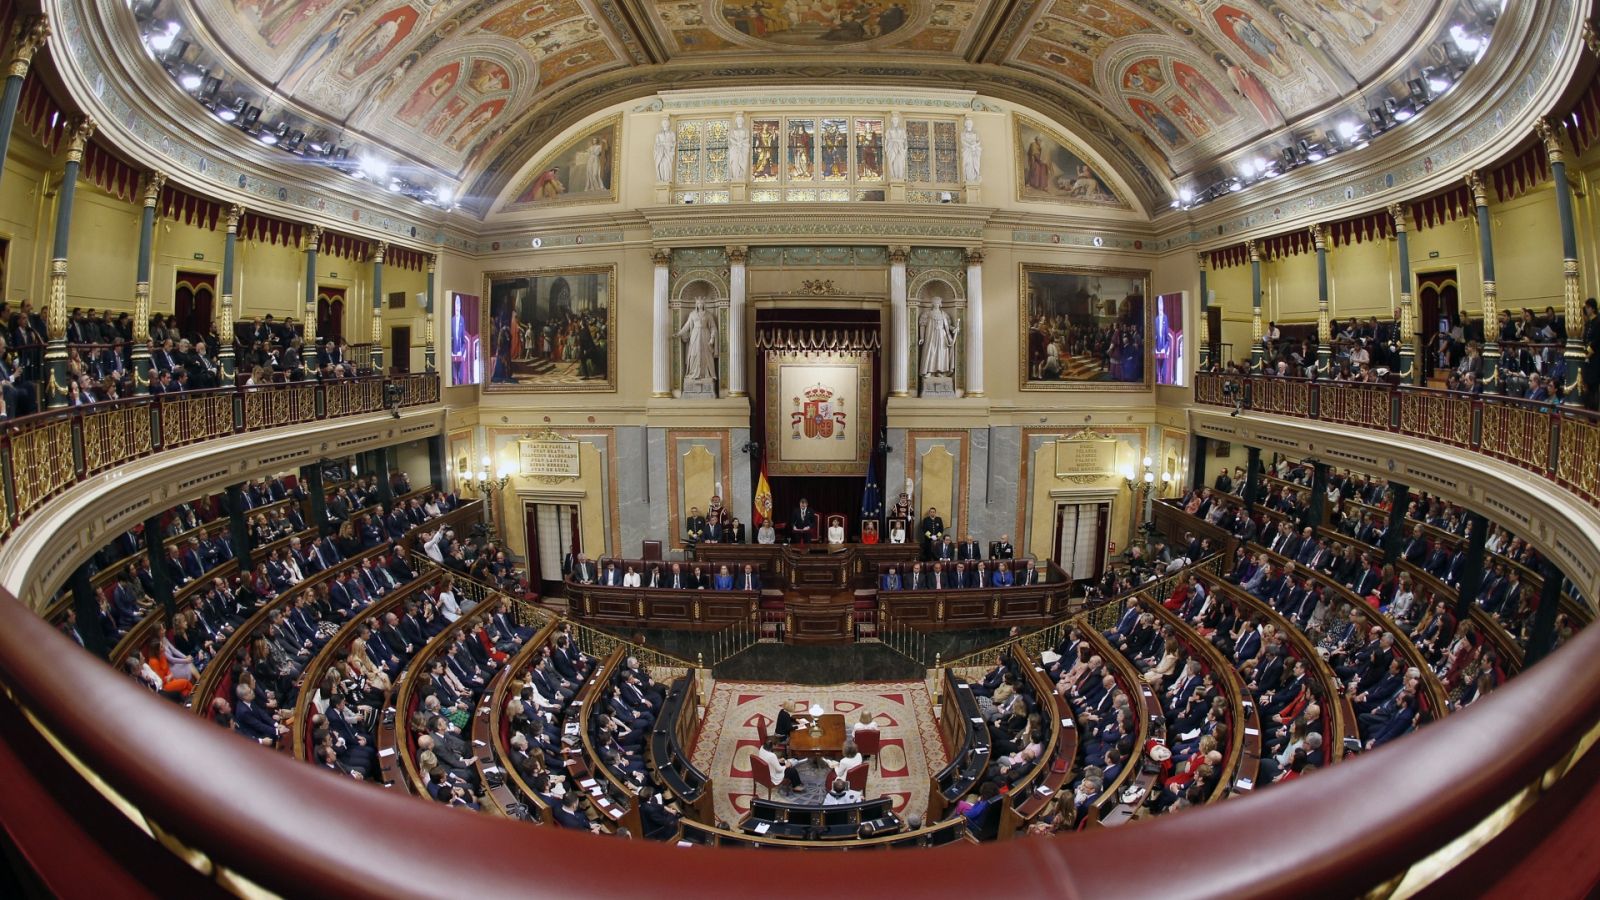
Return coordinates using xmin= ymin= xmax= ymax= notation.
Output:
xmin=1194 ymin=372 xmax=1600 ymax=509
xmin=0 ymin=373 xmax=439 ymax=542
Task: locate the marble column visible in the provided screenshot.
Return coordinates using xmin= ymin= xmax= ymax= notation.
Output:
xmin=1525 ymin=558 xmax=1566 ymax=665
xmin=1197 ymin=252 xmax=1210 ymax=369
xmin=726 ymin=246 xmax=747 ymax=397
xmin=889 ymin=245 xmax=909 ymax=396
xmin=1312 ymin=223 xmax=1329 ymax=372
xmin=1467 ymin=171 xmax=1498 ymax=385
xmin=1536 ymin=118 xmax=1584 ymax=391
xmin=1453 ymin=512 xmax=1488 ymax=619
xmin=424 ymin=255 xmax=437 ymax=371
xmin=0 ymin=17 xmax=48 ymax=198
xmin=964 ymin=248 xmax=985 ymax=397
xmin=46 ymin=118 xmax=95 ymax=407
xmin=1390 ymin=203 xmax=1416 ymax=383
xmin=651 ymin=250 xmax=671 ymax=397
xmin=70 ymin=561 xmax=106 ymax=659
xmin=131 ymin=171 xmax=166 ymax=392
xmin=303 ymin=225 xmax=322 ymax=346
xmin=1248 ymin=240 xmax=1262 ymax=366
xmin=370 ymin=241 xmax=387 ymax=371
xmin=219 ymin=204 xmax=243 ymax=379
xmin=143 ymin=513 xmax=175 ymax=621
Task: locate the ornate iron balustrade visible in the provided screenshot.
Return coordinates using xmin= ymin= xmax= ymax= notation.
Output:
xmin=0 ymin=374 xmax=439 ymax=539
xmin=1194 ymin=372 xmax=1600 ymax=509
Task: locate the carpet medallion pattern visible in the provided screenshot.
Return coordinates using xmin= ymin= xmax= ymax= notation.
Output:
xmin=690 ymin=680 xmax=947 ymax=825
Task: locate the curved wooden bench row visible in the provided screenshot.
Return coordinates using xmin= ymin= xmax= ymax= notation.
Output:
xmin=477 ymin=617 xmax=562 ymax=824
xmin=288 ymin=572 xmax=445 ymax=761
xmin=648 ymin=670 xmax=713 ymax=823
xmin=387 ymin=598 xmax=505 ymax=796
xmin=1077 ymin=625 xmax=1159 ymax=825
xmin=928 ymin=669 xmax=991 ymax=823
xmin=675 ymin=814 xmax=973 ymax=848
xmin=1192 ymin=569 xmax=1359 ymax=766
xmin=1251 ymin=541 xmax=1452 ymax=723
xmin=997 ymin=644 xmax=1074 ymax=838
xmin=571 ymin=647 xmax=644 ymax=836
xmin=1402 ymin=561 xmax=1524 ymax=674
xmin=1138 ymin=595 xmax=1261 ymax=799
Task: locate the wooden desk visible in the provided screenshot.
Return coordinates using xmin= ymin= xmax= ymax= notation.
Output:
xmin=786 ymin=714 xmax=846 ymax=757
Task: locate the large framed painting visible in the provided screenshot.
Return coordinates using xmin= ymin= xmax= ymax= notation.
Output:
xmin=504 ymin=115 xmax=620 ymax=209
xmin=1020 ymin=264 xmax=1151 ymax=391
xmin=1014 ymin=115 xmax=1128 ymax=209
xmin=483 ymin=265 xmax=615 ymax=392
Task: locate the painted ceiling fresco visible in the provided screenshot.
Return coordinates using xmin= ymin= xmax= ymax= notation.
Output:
xmin=172 ymin=0 xmax=1443 ymax=211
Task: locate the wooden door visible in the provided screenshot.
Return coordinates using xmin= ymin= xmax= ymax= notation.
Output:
xmin=389 ymin=326 xmax=411 ymax=374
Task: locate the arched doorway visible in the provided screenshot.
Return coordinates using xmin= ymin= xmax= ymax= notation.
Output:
xmin=1417 ymin=271 xmax=1460 ymax=377
xmin=316 ymin=287 xmax=346 ymax=344
xmin=173 ymin=272 xmax=216 ymax=341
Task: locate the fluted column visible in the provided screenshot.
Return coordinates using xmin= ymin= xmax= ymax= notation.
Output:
xmin=964 ymin=248 xmax=985 ymax=397
xmin=1312 ymin=223 xmax=1329 ymax=371
xmin=304 ymin=225 xmax=322 ymax=347
xmin=1248 ymin=240 xmax=1262 ymax=366
xmin=651 ymin=249 xmax=671 ymax=397
xmin=46 ymin=118 xmax=94 ymax=407
xmin=370 ymin=241 xmax=387 ymax=371
xmin=423 ymin=255 xmax=436 ymax=371
xmin=131 ymin=171 xmax=165 ymax=392
xmin=1390 ymin=203 xmax=1415 ymax=383
xmin=889 ymin=245 xmax=909 ymax=396
xmin=726 ymin=246 xmax=747 ymax=397
xmin=219 ymin=204 xmax=243 ymax=379
xmin=0 ymin=17 xmax=48 ymax=198
xmin=1197 ymin=252 xmax=1210 ymax=369
xmin=1467 ymin=171 xmax=1498 ymax=385
xmin=1537 ymin=118 xmax=1585 ymax=391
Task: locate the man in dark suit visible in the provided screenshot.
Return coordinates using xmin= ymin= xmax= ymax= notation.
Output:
xmin=638 ymin=786 xmax=680 ymax=841
xmin=552 ymin=794 xmax=598 ymax=831
xmin=919 ymin=508 xmax=944 ymax=557
xmin=991 ymin=534 xmax=1014 ymax=559
xmin=600 ymin=561 xmax=623 ymax=586
xmin=571 ymin=554 xmax=597 ymax=585
xmin=789 ymin=498 xmax=817 ymax=543
xmin=665 ymin=563 xmax=690 ymax=590
xmin=737 ymin=564 xmax=761 ymax=592
xmin=904 ymin=562 xmax=925 ymax=590
xmin=957 ymin=534 xmax=981 ymax=561
xmin=684 ymin=507 xmax=706 ymax=548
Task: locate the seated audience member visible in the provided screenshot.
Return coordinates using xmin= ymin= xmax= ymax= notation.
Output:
xmin=822 ymin=778 xmax=863 ymax=806
xmin=713 ymin=565 xmax=734 ymax=590
xmin=754 ymin=737 xmax=805 ymax=791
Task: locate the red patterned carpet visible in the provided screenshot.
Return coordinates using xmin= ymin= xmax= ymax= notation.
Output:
xmin=690 ymin=680 xmax=948 ymax=825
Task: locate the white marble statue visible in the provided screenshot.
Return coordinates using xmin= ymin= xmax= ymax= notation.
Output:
xmin=677 ymin=297 xmax=719 ymax=383
xmin=959 ymin=116 xmax=982 ymax=185
xmin=727 ymin=113 xmax=751 ymax=181
xmin=918 ymin=297 xmax=960 ymax=377
xmin=885 ymin=112 xmax=908 ymax=181
xmin=653 ymin=119 xmax=676 ymax=183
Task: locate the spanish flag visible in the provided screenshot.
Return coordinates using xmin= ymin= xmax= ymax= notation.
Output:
xmin=753 ymin=464 xmax=773 ymax=526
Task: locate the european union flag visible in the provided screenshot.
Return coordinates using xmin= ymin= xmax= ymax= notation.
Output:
xmin=861 ymin=452 xmax=883 ymax=529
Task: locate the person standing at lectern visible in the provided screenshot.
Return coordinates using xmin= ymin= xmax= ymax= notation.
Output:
xmin=791 ymin=498 xmax=817 ymax=543
xmin=920 ymin=508 xmax=945 ymax=557
xmin=992 ymin=535 xmax=1014 ymax=559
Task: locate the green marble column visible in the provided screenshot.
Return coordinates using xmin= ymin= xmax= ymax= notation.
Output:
xmin=1537 ymin=119 xmax=1584 ymax=393
xmin=0 ymin=18 xmax=48 ymax=198
xmin=1467 ymin=171 xmax=1498 ymax=387
xmin=219 ymin=204 xmax=243 ymax=379
xmin=131 ymin=172 xmax=165 ymax=392
xmin=1248 ymin=240 xmax=1263 ymax=367
xmin=46 ymin=119 xmax=95 ymax=407
xmin=1390 ymin=204 xmax=1416 ymax=383
xmin=1312 ymin=224 xmax=1329 ymax=372
xmin=370 ymin=242 xmax=386 ymax=371
xmin=304 ymin=225 xmax=322 ymax=349
xmin=424 ymin=254 xmax=437 ymax=372
xmin=1197 ymin=252 xmax=1210 ymax=369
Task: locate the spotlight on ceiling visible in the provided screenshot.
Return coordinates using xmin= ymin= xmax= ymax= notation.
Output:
xmin=147 ymin=21 xmax=181 ymax=53
xmin=177 ymin=66 xmax=203 ymax=92
xmin=1178 ymin=187 xmax=1193 ymax=204
xmin=360 ymin=156 xmax=389 ymax=180
xmin=1387 ymin=98 xmax=1415 ymax=122
xmin=1336 ymin=120 xmax=1361 ymax=141
xmin=1299 ymin=139 xmax=1325 ymax=162
xmin=239 ymin=106 xmax=261 ymax=129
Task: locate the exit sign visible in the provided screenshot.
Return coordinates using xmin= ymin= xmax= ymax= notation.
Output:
xmin=192 ymin=252 xmax=204 ymax=260
xmin=1428 ymin=251 xmax=1440 ymax=258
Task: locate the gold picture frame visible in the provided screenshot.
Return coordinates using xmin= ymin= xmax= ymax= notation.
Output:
xmin=482 ymin=264 xmax=616 ymax=393
xmin=1019 ymin=263 xmax=1153 ymax=391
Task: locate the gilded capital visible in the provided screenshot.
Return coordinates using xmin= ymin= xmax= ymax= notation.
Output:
xmin=965 ymin=247 xmax=985 ymax=266
xmin=1308 ymin=223 xmax=1325 ymax=250
xmin=142 ymin=171 xmax=167 ymax=207
xmin=305 ymin=224 xmax=323 ymax=252
xmin=1196 ymin=251 xmax=1207 ymax=271
xmin=1464 ymin=170 xmax=1487 ymax=207
xmin=1246 ymin=239 xmax=1260 ymax=262
xmin=8 ymin=16 xmax=49 ymax=79
xmin=64 ymin=117 xmax=96 ymax=163
xmin=1387 ymin=203 xmax=1407 ymax=232
xmin=426 ymin=254 xmax=436 ymax=273
xmin=888 ymin=245 xmax=909 ymax=264
xmin=226 ymin=204 xmax=245 ymax=232
xmin=652 ymin=249 xmax=671 ymax=267
xmin=725 ymin=245 xmax=747 ymax=264
xmin=1535 ymin=118 xmax=1565 ymax=165
xmin=371 ymin=241 xmax=388 ymax=265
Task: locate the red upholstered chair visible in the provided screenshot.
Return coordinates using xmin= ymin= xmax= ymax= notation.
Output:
xmin=845 ymin=762 xmax=869 ymax=793
xmin=751 ymin=754 xmax=779 ymax=800
xmin=854 ymin=728 xmax=882 ymax=770
xmin=756 ymin=716 xmax=771 ymax=748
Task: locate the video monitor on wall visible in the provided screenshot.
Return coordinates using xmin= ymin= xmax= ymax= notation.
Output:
xmin=1153 ymin=291 xmax=1185 ymax=387
xmin=450 ymin=291 xmax=481 ymax=387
